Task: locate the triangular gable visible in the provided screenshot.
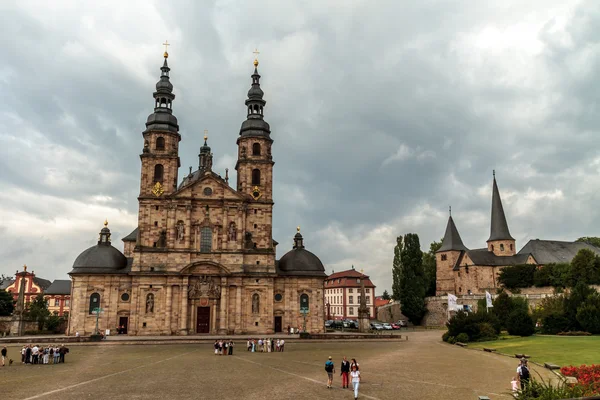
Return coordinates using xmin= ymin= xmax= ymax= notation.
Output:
xmin=173 ymin=173 xmax=247 ymax=201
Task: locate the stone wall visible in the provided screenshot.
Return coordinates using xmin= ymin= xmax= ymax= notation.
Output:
xmin=0 ymin=316 xmax=38 ymax=336
xmin=376 ymin=301 xmax=408 ymax=323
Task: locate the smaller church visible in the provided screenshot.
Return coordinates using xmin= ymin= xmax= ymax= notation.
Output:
xmin=436 ymin=174 xmax=600 ymax=295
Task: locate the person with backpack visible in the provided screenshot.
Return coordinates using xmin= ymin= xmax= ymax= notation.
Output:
xmin=340 ymin=356 xmax=350 ymax=388
xmin=517 ymin=358 xmax=530 ymax=389
xmin=325 ymin=356 xmax=336 ymax=388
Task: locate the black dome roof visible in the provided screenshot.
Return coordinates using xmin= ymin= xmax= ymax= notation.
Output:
xmin=277 ymin=230 xmax=326 ymax=277
xmin=72 ymin=245 xmax=128 ymax=272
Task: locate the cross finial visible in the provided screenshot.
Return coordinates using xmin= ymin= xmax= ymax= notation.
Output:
xmin=297 ymin=225 xmax=300 ymax=233
xmin=204 ymin=129 xmax=208 ymax=143
xmin=253 ymin=48 xmax=260 ymax=67
xmin=104 ymin=219 xmax=108 ymax=227
xmin=493 ymin=169 xmax=496 ymax=178
xmin=163 ymin=40 xmax=170 ymax=58
xmin=449 ymin=205 xmax=452 ymax=217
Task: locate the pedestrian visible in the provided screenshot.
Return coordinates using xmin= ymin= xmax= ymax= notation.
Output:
xmin=325 ymin=356 xmax=335 ymax=389
xmin=59 ymin=345 xmax=68 ymax=363
xmin=276 ymin=339 xmax=280 ymax=352
xmin=258 ymin=338 xmax=263 ymax=352
xmin=247 ymin=339 xmax=251 ymax=352
xmin=267 ymin=338 xmax=271 ymax=353
xmin=517 ymin=358 xmax=530 ymax=390
xmin=1 ymin=346 xmax=6 ymax=367
xmin=25 ymin=345 xmax=31 ymax=364
xmin=21 ymin=346 xmax=26 ymax=364
xmin=287 ymin=325 xmax=291 ymax=335
xmin=271 ymin=337 xmax=275 ymax=352
xmin=350 ymin=364 xmax=361 ymax=399
xmin=49 ymin=346 xmax=54 ymax=364
xmin=280 ymin=339 xmax=285 ymax=352
xmin=43 ymin=346 xmax=49 ymax=364
xmin=340 ymin=356 xmax=350 ymax=388
xmin=32 ymin=344 xmax=39 ymax=364
xmin=228 ymin=340 xmax=234 ymax=355
xmin=511 ymin=375 xmax=519 ymax=394
xmin=53 ymin=346 xmax=60 ymax=364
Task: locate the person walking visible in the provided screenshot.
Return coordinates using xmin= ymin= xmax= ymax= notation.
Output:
xmin=21 ymin=346 xmax=26 ymax=364
xmin=350 ymin=364 xmax=361 ymax=399
xmin=325 ymin=356 xmax=335 ymax=389
xmin=1 ymin=346 xmax=7 ymax=367
xmin=517 ymin=358 xmax=530 ymax=390
xmin=228 ymin=340 xmax=234 ymax=355
xmin=340 ymin=356 xmax=350 ymax=388
xmin=53 ymin=346 xmax=60 ymax=364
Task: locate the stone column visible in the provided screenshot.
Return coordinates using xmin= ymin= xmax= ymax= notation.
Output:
xmin=165 ymin=285 xmax=172 ymax=335
xmin=219 ymin=277 xmax=228 ymax=334
xmin=186 ymin=205 xmax=192 ymax=249
xmin=235 ymin=285 xmax=242 ymax=332
xmin=167 ymin=204 xmax=176 ymax=248
xmin=180 ymin=277 xmax=189 ymax=335
xmin=222 ymin=206 xmax=229 ymax=250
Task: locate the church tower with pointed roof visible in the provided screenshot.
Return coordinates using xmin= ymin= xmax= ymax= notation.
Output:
xmin=487 ymin=173 xmax=516 ymax=256
xmin=435 ymin=211 xmax=469 ymax=295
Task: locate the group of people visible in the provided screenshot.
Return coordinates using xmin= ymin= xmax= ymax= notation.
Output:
xmin=511 ymin=357 xmax=531 ymax=393
xmin=246 ymin=338 xmax=285 ymax=352
xmin=213 ymin=340 xmax=234 ymax=355
xmin=17 ymin=344 xmax=69 ymax=365
xmin=325 ymin=356 xmax=361 ymax=399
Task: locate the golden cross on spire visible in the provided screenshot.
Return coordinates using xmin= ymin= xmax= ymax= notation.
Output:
xmin=204 ymin=129 xmax=208 ymax=141
xmin=163 ymin=40 xmax=170 ymax=58
xmin=253 ymin=48 xmax=260 ymax=67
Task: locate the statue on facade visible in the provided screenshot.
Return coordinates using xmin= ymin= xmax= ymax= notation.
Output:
xmin=252 ymin=293 xmax=260 ymax=314
xmin=176 ymin=222 xmax=185 ymax=241
xmin=146 ymin=293 xmax=154 ymax=313
xmin=188 ymin=275 xmax=221 ymax=299
xmin=228 ymin=222 xmax=237 ymax=242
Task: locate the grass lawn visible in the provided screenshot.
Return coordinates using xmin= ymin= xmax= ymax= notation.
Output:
xmin=468 ymin=335 xmax=600 ymax=366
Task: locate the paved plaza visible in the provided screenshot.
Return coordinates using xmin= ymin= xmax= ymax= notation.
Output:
xmin=1 ymin=331 xmax=552 ymax=400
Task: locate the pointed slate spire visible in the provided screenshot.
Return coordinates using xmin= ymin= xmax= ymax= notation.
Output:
xmin=438 ymin=215 xmax=468 ymax=252
xmin=144 ymin=52 xmax=179 ymax=134
xmin=488 ymin=173 xmax=514 ymax=241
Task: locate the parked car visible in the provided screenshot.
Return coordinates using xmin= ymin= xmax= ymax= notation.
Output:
xmin=370 ymin=323 xmax=384 ymax=330
xmin=390 ymin=323 xmax=401 ymax=330
xmin=381 ymin=323 xmax=393 ymax=330
xmin=396 ymin=320 xmax=408 ymax=327
xmin=325 ymin=320 xmax=333 ymax=328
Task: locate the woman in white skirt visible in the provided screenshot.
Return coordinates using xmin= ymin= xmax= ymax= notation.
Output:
xmin=350 ymin=364 xmax=361 ymax=400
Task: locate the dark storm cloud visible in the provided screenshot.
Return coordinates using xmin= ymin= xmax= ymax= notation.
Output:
xmin=1 ymin=0 xmax=598 ymax=294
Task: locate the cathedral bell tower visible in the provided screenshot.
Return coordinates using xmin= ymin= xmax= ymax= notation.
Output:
xmin=139 ymin=45 xmax=181 ymax=198
xmin=235 ymin=55 xmax=274 ymax=203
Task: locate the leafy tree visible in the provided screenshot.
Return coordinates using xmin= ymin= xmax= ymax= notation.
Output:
xmin=422 ymin=239 xmax=442 ymax=297
xmin=0 ymin=289 xmax=14 ymax=316
xmin=576 ymin=236 xmax=600 ymax=248
xmin=506 ymin=308 xmax=535 ymax=336
xmin=399 ymin=233 xmax=427 ymax=324
xmin=564 ymin=282 xmax=595 ymax=330
xmin=492 ymin=291 xmax=513 ymax=328
xmin=498 ymin=264 xmax=536 ymax=289
xmin=26 ymin=294 xmax=50 ymax=330
xmin=45 ymin=315 xmax=62 ymax=333
xmin=391 ymin=236 xmax=403 ymax=301
xmin=570 ymin=249 xmax=597 ymax=286
xmin=381 ymin=290 xmax=391 ymax=300
xmin=576 ymin=292 xmax=600 ymax=334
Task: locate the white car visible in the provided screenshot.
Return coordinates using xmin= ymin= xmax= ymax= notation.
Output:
xmin=381 ymin=323 xmax=393 ymax=330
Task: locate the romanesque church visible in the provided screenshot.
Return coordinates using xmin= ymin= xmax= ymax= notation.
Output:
xmin=68 ymin=51 xmax=326 ymax=335
xmin=436 ymin=174 xmax=600 ymax=295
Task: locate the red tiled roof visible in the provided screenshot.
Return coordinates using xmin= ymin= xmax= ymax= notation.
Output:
xmin=375 ymin=297 xmax=390 ymax=308
xmin=325 ymin=269 xmax=375 ymax=289
xmin=327 ymin=269 xmax=367 ymax=280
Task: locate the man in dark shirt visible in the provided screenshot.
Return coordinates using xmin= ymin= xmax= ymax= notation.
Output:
xmin=340 ymin=356 xmax=350 ymax=388
xmin=1 ymin=346 xmax=7 ymax=366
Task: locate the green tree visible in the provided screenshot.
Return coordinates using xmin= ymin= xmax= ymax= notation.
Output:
xmin=26 ymin=294 xmax=50 ymax=330
xmin=391 ymin=236 xmax=403 ymax=301
xmin=381 ymin=290 xmax=391 ymax=300
xmin=570 ymin=249 xmax=597 ymax=286
xmin=576 ymin=292 xmax=600 ymax=334
xmin=564 ymin=282 xmax=595 ymax=330
xmin=422 ymin=239 xmax=442 ymax=297
xmin=497 ymin=264 xmax=536 ymax=289
xmin=576 ymin=236 xmax=600 ymax=248
xmin=0 ymin=289 xmax=14 ymax=316
xmin=492 ymin=291 xmax=513 ymax=328
xmin=399 ymin=233 xmax=427 ymax=324
xmin=506 ymin=308 xmax=535 ymax=337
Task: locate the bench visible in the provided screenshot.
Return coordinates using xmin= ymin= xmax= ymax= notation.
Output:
xmin=483 ymin=348 xmax=496 ymax=353
xmin=515 ymin=354 xmax=530 ymax=359
xmin=544 ymin=363 xmax=561 ymax=370
xmin=456 ymin=342 xmax=467 ymax=347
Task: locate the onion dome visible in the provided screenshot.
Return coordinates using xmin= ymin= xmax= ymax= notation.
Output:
xmin=239 ymin=58 xmax=271 ymax=140
xmin=277 ymin=227 xmax=326 ymax=277
xmin=144 ymin=52 xmax=179 ymax=134
xmin=70 ymin=221 xmax=128 ymax=274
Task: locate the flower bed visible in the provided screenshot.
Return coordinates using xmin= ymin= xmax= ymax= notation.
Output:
xmin=560 ymin=364 xmax=600 ymax=395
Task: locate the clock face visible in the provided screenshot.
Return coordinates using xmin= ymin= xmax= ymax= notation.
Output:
xmin=252 ymin=186 xmax=262 ymax=200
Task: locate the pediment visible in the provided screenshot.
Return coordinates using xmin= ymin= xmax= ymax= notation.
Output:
xmin=174 ymin=172 xmax=245 ymax=201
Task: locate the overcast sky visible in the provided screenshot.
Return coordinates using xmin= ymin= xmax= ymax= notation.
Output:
xmin=1 ymin=0 xmax=600 ymax=295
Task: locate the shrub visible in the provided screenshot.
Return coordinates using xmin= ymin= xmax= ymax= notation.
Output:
xmin=446 ymin=310 xmax=500 ymax=342
xmin=45 ymin=315 xmax=62 ymax=333
xmin=506 ymin=309 xmax=535 ymax=337
xmin=576 ymin=293 xmax=600 ymax=334
xmin=556 ymin=331 xmax=592 ymax=336
xmin=477 ymin=322 xmax=498 ymax=341
xmin=442 ymin=331 xmax=450 ymax=342
xmin=498 ymin=264 xmax=536 ymax=289
xmin=518 ymin=376 xmax=592 ymax=399
xmin=541 ymin=313 xmax=571 ymax=335
xmin=447 ymin=336 xmax=456 ymax=344
xmin=455 ymin=333 xmax=469 ymax=343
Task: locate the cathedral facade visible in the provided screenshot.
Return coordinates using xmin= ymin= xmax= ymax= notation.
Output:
xmin=68 ymin=52 xmax=326 ymax=336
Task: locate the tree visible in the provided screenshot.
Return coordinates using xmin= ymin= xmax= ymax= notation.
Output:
xmin=391 ymin=236 xmax=403 ymax=301
xmin=506 ymin=308 xmax=535 ymax=337
xmin=498 ymin=265 xmax=536 ymax=289
xmin=570 ymin=249 xmax=597 ymax=286
xmin=422 ymin=239 xmax=442 ymax=297
xmin=381 ymin=290 xmax=391 ymax=300
xmin=576 ymin=292 xmax=600 ymax=334
xmin=399 ymin=233 xmax=427 ymax=324
xmin=0 ymin=289 xmax=14 ymax=316
xmin=27 ymin=294 xmax=50 ymax=330
xmin=576 ymin=236 xmax=600 ymax=248
xmin=564 ymin=282 xmax=595 ymax=330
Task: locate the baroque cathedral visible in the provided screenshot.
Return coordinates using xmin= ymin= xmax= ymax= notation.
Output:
xmin=68 ymin=50 xmax=326 ymax=335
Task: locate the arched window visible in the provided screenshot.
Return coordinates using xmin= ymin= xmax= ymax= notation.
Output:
xmin=500 ymin=244 xmax=505 ymax=252
xmin=156 ymin=137 xmax=165 ymax=150
xmin=154 ymin=164 xmax=164 ymax=183
xmin=200 ymin=227 xmax=212 ymax=253
xmin=252 ymin=143 xmax=261 ymax=156
xmin=252 ymin=169 xmax=260 ymax=185
xmin=89 ymin=293 xmax=100 ymax=315
xmin=300 ymin=293 xmax=309 ymax=312
xmin=252 ymin=293 xmax=260 ymax=314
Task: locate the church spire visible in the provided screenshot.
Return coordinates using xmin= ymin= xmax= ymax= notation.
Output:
xmin=198 ymin=130 xmax=213 ymax=172
xmin=488 ymin=173 xmax=514 ymax=241
xmin=438 ymin=214 xmax=468 ymax=252
xmin=239 ymin=53 xmax=271 ymax=139
xmin=144 ymin=50 xmax=179 ymax=134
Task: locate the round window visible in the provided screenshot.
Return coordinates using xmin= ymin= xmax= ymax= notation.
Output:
xmin=274 ymin=293 xmax=283 ymax=302
xmin=203 ymin=187 xmax=213 ymax=196
xmin=121 ymin=293 xmax=130 ymax=302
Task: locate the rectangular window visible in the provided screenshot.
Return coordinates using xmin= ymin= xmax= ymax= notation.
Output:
xmin=349 ymin=307 xmax=354 ymax=315
xmin=366 ymin=289 xmax=370 ymax=293
xmin=54 ymin=299 xmax=60 ymax=306
xmin=357 ymin=278 xmax=360 ymax=283
xmin=65 ymin=299 xmax=70 ymax=307
xmin=200 ymin=227 xmax=212 ymax=253
xmin=358 ymin=296 xmax=361 ymax=304
xmin=348 ymin=288 xmax=353 ymax=293
xmin=349 ymin=296 xmax=353 ymax=304
xmin=366 ymin=296 xmax=370 ymax=304
xmin=441 ymin=254 xmax=447 ymax=261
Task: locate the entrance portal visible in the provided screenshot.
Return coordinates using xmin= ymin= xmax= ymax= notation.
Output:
xmin=274 ymin=316 xmax=282 ymax=333
xmin=196 ymin=307 xmax=210 ymax=333
xmin=118 ymin=316 xmax=128 ymax=334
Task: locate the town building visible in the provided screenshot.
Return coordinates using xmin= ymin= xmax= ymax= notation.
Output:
xmin=324 ymin=267 xmax=376 ymax=320
xmin=436 ymin=174 xmax=600 ymax=295
xmin=67 ymin=50 xmax=326 ymax=336
xmin=1 ymin=265 xmax=51 ymax=305
xmin=44 ymin=280 xmax=72 ymax=317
